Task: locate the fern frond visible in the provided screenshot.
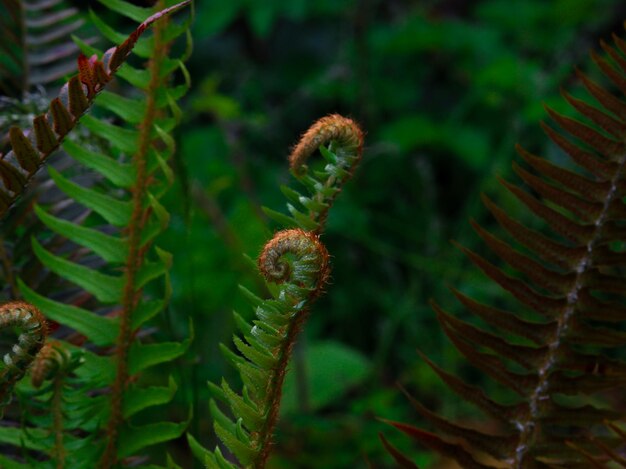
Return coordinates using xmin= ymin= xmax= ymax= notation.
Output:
xmin=190 ymin=115 xmax=364 ymax=468
xmin=0 ymin=0 xmax=190 ymax=220
xmin=12 ymin=341 xmax=90 ymax=468
xmin=21 ymin=0 xmax=87 ymax=90
xmin=0 ymin=0 xmax=193 ymax=466
xmin=208 ymin=229 xmax=330 ymax=469
xmin=385 ymin=28 xmax=626 ymax=468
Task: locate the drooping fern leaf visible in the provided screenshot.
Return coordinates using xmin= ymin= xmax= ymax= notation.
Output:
xmin=188 ymin=115 xmax=364 ymax=468
xmin=0 ymin=0 xmax=190 ymax=220
xmin=383 ymin=29 xmax=626 ymax=468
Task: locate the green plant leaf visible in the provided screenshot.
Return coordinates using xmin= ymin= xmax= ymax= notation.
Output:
xmin=123 ymin=376 xmax=178 ymax=418
xmin=118 ymin=420 xmax=188 ymax=458
xmin=19 ymin=280 xmax=119 ymax=346
xmin=97 ymin=0 xmax=152 ymax=22
xmin=63 ymin=140 xmax=136 ymax=188
xmin=32 ymin=237 xmax=124 ymax=304
xmin=35 ymin=205 xmax=128 ymax=264
xmin=128 ymin=337 xmax=191 ymax=375
xmin=48 ymin=166 xmax=132 ymax=226
xmin=80 ymin=114 xmax=139 ymax=154
xmin=95 ymin=91 xmax=147 ymax=125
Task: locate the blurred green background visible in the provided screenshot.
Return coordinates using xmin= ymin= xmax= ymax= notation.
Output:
xmin=131 ymin=1 xmax=625 ymax=467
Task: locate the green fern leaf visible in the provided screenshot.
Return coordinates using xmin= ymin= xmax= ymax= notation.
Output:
xmin=190 ymin=114 xmax=365 ymax=469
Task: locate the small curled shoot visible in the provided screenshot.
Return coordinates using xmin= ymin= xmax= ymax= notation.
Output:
xmin=31 ymin=340 xmax=72 ymax=389
xmin=269 ymin=114 xmax=364 ymax=233
xmin=0 ymin=301 xmax=47 ymax=414
xmin=202 ymin=116 xmax=363 ymax=469
xmin=258 ymin=228 xmax=330 ymax=294
xmin=289 ymin=114 xmax=364 ymax=176
xmin=204 ymin=230 xmax=332 ymax=468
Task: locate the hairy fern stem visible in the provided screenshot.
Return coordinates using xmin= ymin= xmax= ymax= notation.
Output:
xmin=255 ymin=305 xmax=310 ymax=467
xmin=52 ymin=373 xmax=65 ymax=468
xmin=253 ymin=229 xmax=330 ymax=468
xmin=99 ymin=5 xmax=169 ymax=466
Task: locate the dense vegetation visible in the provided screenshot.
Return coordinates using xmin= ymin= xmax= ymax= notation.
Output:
xmin=0 ymin=0 xmax=625 ymax=467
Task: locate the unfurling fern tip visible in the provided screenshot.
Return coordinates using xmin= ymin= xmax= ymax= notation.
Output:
xmin=258 ymin=228 xmax=330 ymax=293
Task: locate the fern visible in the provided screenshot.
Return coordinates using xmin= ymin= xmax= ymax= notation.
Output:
xmin=0 ymin=1 xmax=192 ymax=467
xmin=0 ymin=0 xmax=88 ymax=97
xmin=569 ymin=420 xmax=626 ymax=467
xmin=264 ymin=114 xmax=363 ymax=233
xmin=16 ymin=341 xmax=85 ymax=468
xmin=382 ymin=30 xmax=626 ymax=468
xmin=0 ymin=301 xmax=46 ymax=416
xmin=187 ymin=114 xmax=364 ymax=468
xmin=0 ymin=0 xmax=189 ymax=219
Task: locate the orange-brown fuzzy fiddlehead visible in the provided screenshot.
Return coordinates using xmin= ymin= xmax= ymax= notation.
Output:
xmin=289 ymin=114 xmax=364 ymax=175
xmin=31 ymin=340 xmax=71 ymax=389
xmin=258 ymin=228 xmax=330 ymax=294
xmin=270 ymin=114 xmax=364 ymax=233
xmin=0 ymin=301 xmax=47 ymax=415
xmin=205 ymin=229 xmax=331 ymax=469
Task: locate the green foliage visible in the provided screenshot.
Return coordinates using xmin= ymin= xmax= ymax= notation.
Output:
xmin=0 ymin=1 xmax=625 ymax=468
xmin=0 ymin=0 xmax=192 ymax=467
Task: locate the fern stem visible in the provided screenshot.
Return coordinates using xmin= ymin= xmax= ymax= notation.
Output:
xmin=52 ymin=375 xmax=65 ymax=468
xmin=254 ymin=306 xmax=311 ymax=468
xmin=253 ymin=229 xmax=330 ymax=468
xmin=98 ymin=5 xmax=168 ymax=466
xmin=0 ymin=241 xmax=18 ymax=299
xmin=512 ymin=154 xmax=626 ymax=467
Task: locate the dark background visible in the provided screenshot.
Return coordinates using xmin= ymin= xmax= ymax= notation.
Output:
xmin=67 ymin=0 xmax=626 ymax=466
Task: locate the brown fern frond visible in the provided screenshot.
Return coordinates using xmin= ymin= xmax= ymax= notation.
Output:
xmin=385 ymin=27 xmax=626 ymax=468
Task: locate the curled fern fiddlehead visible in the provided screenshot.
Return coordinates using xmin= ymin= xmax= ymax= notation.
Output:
xmin=258 ymin=228 xmax=330 ymax=292
xmin=289 ymin=114 xmax=363 ymax=174
xmin=30 ymin=340 xmax=71 ymax=389
xmin=202 ymin=229 xmax=330 ymax=469
xmin=0 ymin=301 xmax=47 ymax=415
xmin=26 ymin=340 xmax=78 ymax=467
xmin=191 ymin=115 xmax=364 ymax=468
xmin=266 ymin=114 xmax=364 ymax=233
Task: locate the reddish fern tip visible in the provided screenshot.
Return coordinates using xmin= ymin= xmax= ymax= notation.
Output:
xmin=288 ymin=114 xmax=364 ymax=174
